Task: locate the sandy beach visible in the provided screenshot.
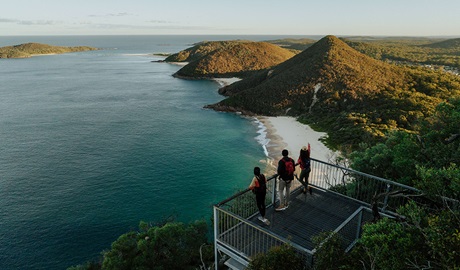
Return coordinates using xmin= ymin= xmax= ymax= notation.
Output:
xmin=210 ymin=77 xmax=336 ymax=170
xmin=258 ymin=116 xmax=337 ymax=168
xmin=213 ymin=77 xmax=242 ymax=87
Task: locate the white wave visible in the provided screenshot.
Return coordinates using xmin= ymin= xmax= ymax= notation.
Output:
xmin=213 ymin=77 xmax=241 ymax=87
xmin=121 ymin=53 xmax=150 ymax=56
xmin=253 ymin=117 xmax=270 ymax=157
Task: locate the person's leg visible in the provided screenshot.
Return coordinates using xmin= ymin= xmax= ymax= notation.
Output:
xmin=306 ymin=170 xmax=312 ymax=194
xmin=258 ymin=193 xmax=266 ymax=217
xmin=285 ymin=181 xmax=292 ymax=206
xmin=298 ymin=169 xmax=308 ymax=193
xmin=256 ymin=193 xmax=265 ymax=217
xmin=277 ymin=180 xmax=286 ymax=209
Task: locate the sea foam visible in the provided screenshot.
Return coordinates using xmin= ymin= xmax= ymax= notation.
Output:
xmin=253 ymin=117 xmax=269 ymax=157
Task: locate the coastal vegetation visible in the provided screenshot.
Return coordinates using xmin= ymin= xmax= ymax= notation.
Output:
xmin=341 ymin=98 xmax=460 ymax=269
xmin=69 ymin=220 xmax=214 ymax=270
xmin=209 ymin=35 xmax=460 ymax=150
xmin=0 ymin=43 xmax=97 ymax=58
xmin=165 ymin=41 xmax=236 ymax=62
xmin=166 ymin=41 xmax=295 ymax=78
xmin=264 ymin=38 xmax=316 ymax=51
xmin=71 ymin=35 xmax=459 ymax=269
xmin=344 ymin=37 xmax=460 ymax=69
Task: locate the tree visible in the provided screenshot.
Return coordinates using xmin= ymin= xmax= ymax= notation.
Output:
xmin=346 ymin=98 xmax=460 ymax=270
xmin=352 ymin=217 xmax=427 ymax=270
xmin=311 ymin=231 xmax=347 ymax=270
xmin=247 ymin=244 xmax=306 ymax=270
xmin=101 ymin=220 xmax=213 ymax=270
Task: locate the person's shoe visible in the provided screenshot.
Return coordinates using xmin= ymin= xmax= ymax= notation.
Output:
xmin=263 ymin=218 xmax=270 ymax=225
xmin=258 ymin=216 xmax=264 ymax=222
xmin=309 ymin=187 xmax=313 ymax=195
xmin=275 ymin=205 xmax=285 ymax=211
xmin=284 ymin=204 xmax=289 ymax=209
xmin=302 ymin=187 xmax=307 ymax=194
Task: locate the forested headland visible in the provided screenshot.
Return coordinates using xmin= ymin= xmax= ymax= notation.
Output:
xmin=70 ymin=36 xmax=459 ymax=270
xmin=0 ymin=43 xmax=98 ymax=58
xmin=165 ymin=40 xmax=296 ymax=79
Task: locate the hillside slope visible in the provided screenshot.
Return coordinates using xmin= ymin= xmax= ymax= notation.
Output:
xmin=164 ymin=41 xmax=236 ymax=62
xmin=0 ymin=43 xmax=97 ymax=58
xmin=209 ymin=35 xmax=460 ymax=147
xmin=169 ymin=41 xmax=296 ymax=78
xmin=423 ymin=38 xmax=460 ymax=49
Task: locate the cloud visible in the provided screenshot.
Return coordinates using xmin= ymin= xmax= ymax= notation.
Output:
xmin=88 ymin=12 xmax=132 ymax=18
xmin=0 ymin=18 xmax=17 ymax=23
xmin=0 ymin=18 xmax=61 ymax=25
xmin=18 ymin=20 xmax=61 ymax=25
xmin=86 ymin=22 xmax=215 ymax=31
xmin=75 ymin=20 xmax=214 ymax=31
xmin=146 ymin=20 xmax=172 ymax=24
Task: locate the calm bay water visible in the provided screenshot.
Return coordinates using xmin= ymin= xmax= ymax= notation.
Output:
xmin=0 ymin=35 xmax=291 ymax=269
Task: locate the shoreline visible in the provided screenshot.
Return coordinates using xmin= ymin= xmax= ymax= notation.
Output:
xmin=254 ymin=116 xmax=337 ymax=174
xmin=205 ymin=76 xmax=336 ymax=174
xmin=213 ymin=77 xmax=242 ymax=87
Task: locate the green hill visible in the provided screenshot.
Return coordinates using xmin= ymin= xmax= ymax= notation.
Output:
xmin=208 ymin=35 xmax=460 ymax=147
xmin=164 ymin=41 xmax=236 ymax=62
xmin=344 ymin=38 xmax=460 ymax=69
xmin=0 ymin=43 xmax=98 ymax=58
xmin=173 ymin=41 xmax=295 ymax=79
xmin=423 ymin=37 xmax=460 ymax=49
xmin=264 ymin=38 xmax=316 ymax=51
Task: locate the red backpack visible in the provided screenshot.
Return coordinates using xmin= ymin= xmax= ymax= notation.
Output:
xmin=283 ymin=158 xmax=295 ymax=176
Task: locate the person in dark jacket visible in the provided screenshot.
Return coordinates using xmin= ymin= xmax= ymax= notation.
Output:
xmin=249 ymin=167 xmax=270 ymax=225
xmin=276 ymin=149 xmax=295 ymax=211
xmin=296 ymin=146 xmax=312 ymax=194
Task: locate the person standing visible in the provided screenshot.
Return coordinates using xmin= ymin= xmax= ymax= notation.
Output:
xmin=296 ymin=146 xmax=312 ymax=194
xmin=249 ymin=167 xmax=270 ymax=225
xmin=276 ymin=149 xmax=296 ymax=211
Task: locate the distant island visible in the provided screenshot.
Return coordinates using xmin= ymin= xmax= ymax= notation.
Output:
xmin=0 ymin=43 xmax=98 ymax=58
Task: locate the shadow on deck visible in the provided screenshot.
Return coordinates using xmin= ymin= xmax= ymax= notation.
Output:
xmin=250 ymin=187 xmax=373 ymax=251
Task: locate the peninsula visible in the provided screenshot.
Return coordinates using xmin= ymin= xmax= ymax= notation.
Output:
xmin=165 ymin=40 xmax=296 ymax=79
xmin=207 ymin=35 xmax=460 ymax=149
xmin=0 ymin=43 xmax=98 ymax=58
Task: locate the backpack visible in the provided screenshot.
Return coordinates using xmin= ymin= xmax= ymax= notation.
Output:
xmin=254 ymin=174 xmax=266 ymax=194
xmin=283 ymin=158 xmax=295 ymax=176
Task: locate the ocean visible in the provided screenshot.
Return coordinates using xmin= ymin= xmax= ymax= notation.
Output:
xmin=0 ymin=35 xmax=299 ymax=269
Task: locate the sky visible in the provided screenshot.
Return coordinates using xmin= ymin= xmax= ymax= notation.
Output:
xmin=1 ymin=0 xmax=459 ymax=36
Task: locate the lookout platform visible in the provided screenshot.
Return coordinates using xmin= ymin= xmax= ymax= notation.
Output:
xmin=213 ymin=158 xmax=420 ymax=269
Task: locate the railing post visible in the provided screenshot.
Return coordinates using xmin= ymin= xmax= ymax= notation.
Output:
xmin=382 ymin=184 xmax=391 ymax=211
xmin=214 ymin=206 xmax=221 ymax=270
xmin=356 ymin=208 xmax=363 ymax=240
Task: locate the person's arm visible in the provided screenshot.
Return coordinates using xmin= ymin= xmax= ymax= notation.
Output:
xmin=296 ymin=157 xmax=301 ymax=166
xmin=249 ymin=176 xmax=257 ymax=189
xmin=277 ymin=159 xmax=284 ymax=175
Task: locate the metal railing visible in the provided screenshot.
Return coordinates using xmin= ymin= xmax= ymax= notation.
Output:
xmin=214 ymin=206 xmax=313 ymax=268
xmin=216 ymin=174 xmax=277 ymax=220
xmin=214 ymin=158 xmax=423 ymax=269
xmin=308 ymin=158 xmax=421 ymax=215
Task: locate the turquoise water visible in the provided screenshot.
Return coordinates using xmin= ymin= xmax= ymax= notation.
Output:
xmin=0 ymin=36 xmax=281 ymax=269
